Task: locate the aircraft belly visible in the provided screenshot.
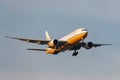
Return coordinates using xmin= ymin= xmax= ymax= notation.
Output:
xmin=45 ymin=45 xmax=72 ymax=54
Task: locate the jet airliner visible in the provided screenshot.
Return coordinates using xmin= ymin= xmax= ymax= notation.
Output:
xmin=6 ymin=28 xmax=112 ymax=56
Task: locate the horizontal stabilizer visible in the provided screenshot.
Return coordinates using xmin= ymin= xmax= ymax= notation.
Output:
xmin=27 ymin=48 xmax=46 ymax=51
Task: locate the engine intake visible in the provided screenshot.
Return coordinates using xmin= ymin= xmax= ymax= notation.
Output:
xmin=81 ymin=42 xmax=93 ymax=49
xmin=87 ymin=42 xmax=93 ymax=49
xmin=53 ymin=39 xmax=59 ymax=46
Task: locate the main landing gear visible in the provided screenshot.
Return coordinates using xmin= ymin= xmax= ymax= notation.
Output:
xmin=72 ymin=51 xmax=78 ymax=56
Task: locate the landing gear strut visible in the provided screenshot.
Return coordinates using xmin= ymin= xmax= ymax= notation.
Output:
xmin=72 ymin=51 xmax=78 ymax=56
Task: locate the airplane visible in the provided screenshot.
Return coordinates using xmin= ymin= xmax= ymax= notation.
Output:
xmin=6 ymin=28 xmax=112 ymax=56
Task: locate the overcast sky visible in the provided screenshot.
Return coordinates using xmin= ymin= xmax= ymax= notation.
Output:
xmin=0 ymin=0 xmax=120 ymax=80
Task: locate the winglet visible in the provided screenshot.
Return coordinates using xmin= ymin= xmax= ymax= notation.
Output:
xmin=45 ymin=31 xmax=51 ymax=40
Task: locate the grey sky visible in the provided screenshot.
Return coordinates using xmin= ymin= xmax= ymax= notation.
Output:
xmin=0 ymin=0 xmax=120 ymax=80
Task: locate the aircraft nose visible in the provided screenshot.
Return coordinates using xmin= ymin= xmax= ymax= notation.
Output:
xmin=83 ymin=30 xmax=88 ymax=39
xmin=82 ymin=28 xmax=88 ymax=36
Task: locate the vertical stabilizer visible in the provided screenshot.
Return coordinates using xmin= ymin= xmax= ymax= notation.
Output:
xmin=45 ymin=31 xmax=51 ymax=40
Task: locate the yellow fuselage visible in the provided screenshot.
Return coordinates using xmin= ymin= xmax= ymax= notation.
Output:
xmin=46 ymin=28 xmax=88 ymax=54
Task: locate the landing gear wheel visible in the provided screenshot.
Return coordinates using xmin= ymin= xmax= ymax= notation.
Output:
xmin=72 ymin=51 xmax=78 ymax=56
xmin=53 ymin=53 xmax=58 ymax=55
xmin=53 ymin=50 xmax=58 ymax=55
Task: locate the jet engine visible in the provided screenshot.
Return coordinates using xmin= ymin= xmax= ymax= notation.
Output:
xmin=53 ymin=39 xmax=59 ymax=46
xmin=82 ymin=42 xmax=93 ymax=49
xmin=48 ymin=39 xmax=59 ymax=48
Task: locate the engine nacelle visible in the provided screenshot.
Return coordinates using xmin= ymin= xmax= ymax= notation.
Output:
xmin=53 ymin=39 xmax=59 ymax=46
xmin=48 ymin=39 xmax=59 ymax=47
xmin=87 ymin=42 xmax=93 ymax=49
xmin=82 ymin=42 xmax=93 ymax=49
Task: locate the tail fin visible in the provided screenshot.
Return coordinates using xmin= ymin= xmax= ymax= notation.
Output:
xmin=45 ymin=31 xmax=51 ymax=40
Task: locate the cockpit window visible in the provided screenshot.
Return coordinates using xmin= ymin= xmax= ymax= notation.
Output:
xmin=81 ymin=28 xmax=87 ymax=31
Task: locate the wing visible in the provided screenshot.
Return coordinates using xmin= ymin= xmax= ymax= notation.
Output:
xmin=27 ymin=48 xmax=46 ymax=51
xmin=6 ymin=36 xmax=50 ymax=45
xmin=69 ymin=42 xmax=112 ymax=50
xmin=79 ymin=42 xmax=112 ymax=49
xmin=92 ymin=43 xmax=112 ymax=47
